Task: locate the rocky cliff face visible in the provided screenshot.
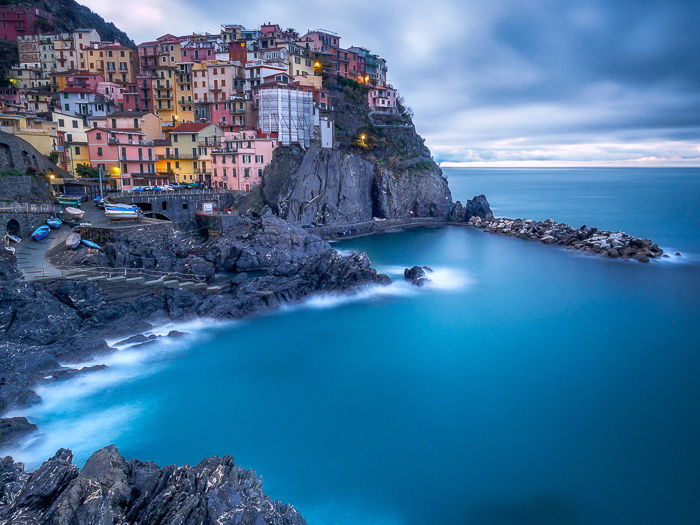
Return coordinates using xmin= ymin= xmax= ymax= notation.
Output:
xmin=245 ymin=77 xmax=453 ymax=226
xmin=0 ymin=445 xmax=306 ymax=525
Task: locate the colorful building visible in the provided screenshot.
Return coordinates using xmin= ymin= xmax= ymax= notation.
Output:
xmin=158 ymin=122 xmax=222 ymax=184
xmin=86 ymin=127 xmax=162 ymax=188
xmin=210 ymin=130 xmax=277 ymax=191
xmin=0 ymin=6 xmax=55 ymax=41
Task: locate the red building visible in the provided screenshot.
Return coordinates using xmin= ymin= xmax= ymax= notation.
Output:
xmin=0 ymin=6 xmax=54 ymax=41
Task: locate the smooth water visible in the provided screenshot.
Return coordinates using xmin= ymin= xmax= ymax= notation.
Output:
xmin=6 ymin=168 xmax=700 ymax=525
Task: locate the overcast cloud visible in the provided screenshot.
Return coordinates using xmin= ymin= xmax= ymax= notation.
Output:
xmin=83 ymin=0 xmax=700 ymax=166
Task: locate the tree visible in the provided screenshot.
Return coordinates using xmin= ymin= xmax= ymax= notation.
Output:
xmin=76 ymin=163 xmax=99 ymax=178
xmin=49 ymin=151 xmax=59 ymax=164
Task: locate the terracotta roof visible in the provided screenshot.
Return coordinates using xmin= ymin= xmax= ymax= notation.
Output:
xmin=170 ymin=122 xmax=216 ymax=133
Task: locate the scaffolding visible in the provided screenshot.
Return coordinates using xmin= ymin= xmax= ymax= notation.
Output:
xmin=258 ymin=87 xmax=313 ymax=148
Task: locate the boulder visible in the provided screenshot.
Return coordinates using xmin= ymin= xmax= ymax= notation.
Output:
xmin=404 ymin=265 xmax=433 ymax=286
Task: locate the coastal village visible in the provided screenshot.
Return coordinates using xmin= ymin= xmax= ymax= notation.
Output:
xmin=0 ymin=10 xmax=397 ymax=193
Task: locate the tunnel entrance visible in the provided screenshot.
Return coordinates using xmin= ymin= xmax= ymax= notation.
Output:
xmin=6 ymin=219 xmax=20 ymax=238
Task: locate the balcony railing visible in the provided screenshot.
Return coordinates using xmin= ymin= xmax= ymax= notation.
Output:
xmin=156 ymin=153 xmax=199 ymax=160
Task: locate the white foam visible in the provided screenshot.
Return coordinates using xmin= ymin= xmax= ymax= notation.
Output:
xmin=655 ymin=248 xmax=697 ymax=265
xmin=0 ymin=318 xmax=225 ymax=468
xmin=2 ymin=405 xmax=137 ymax=469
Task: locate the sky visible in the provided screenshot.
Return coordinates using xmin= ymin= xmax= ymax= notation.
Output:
xmin=82 ymin=0 xmax=700 ymax=166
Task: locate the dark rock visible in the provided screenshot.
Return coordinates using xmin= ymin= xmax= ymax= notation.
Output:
xmin=167 ymin=330 xmax=187 ymax=338
xmin=0 ymin=416 xmax=37 ymax=447
xmin=114 ymin=333 xmax=156 ymax=346
xmin=0 ymin=446 xmax=307 ymax=525
xmin=404 ymin=265 xmax=433 ymax=286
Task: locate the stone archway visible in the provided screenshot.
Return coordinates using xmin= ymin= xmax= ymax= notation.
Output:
xmin=6 ymin=219 xmax=21 ymax=238
xmin=143 ymin=212 xmax=171 ymax=221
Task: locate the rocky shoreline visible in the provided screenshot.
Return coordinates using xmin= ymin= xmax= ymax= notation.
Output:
xmin=0 ymin=445 xmax=306 ymax=524
xmin=467 ymin=215 xmax=666 ymax=262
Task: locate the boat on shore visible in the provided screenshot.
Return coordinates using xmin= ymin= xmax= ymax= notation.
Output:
xmin=65 ymin=232 xmax=81 ymax=249
xmin=4 ymin=233 xmax=21 ymax=244
xmin=105 ymin=210 xmax=142 ymax=220
xmin=81 ymin=239 xmax=101 ymax=250
xmin=46 ymin=218 xmax=62 ymax=229
xmin=64 ymin=207 xmax=85 ymax=219
xmin=56 ymin=197 xmax=80 ymax=207
xmin=32 ymin=225 xmax=51 ymax=241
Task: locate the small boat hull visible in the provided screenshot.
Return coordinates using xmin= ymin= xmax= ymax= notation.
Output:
xmin=105 ymin=208 xmax=141 ymax=219
xmin=66 ymin=232 xmax=81 ymax=249
xmin=5 ymin=233 xmax=21 ymax=244
xmin=81 ymin=239 xmax=101 ymax=250
xmin=46 ymin=218 xmax=62 ymax=229
xmin=64 ymin=207 xmax=85 ymax=219
xmin=32 ymin=225 xmax=51 ymax=241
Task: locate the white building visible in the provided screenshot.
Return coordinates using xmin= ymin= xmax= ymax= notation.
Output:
xmin=258 ymin=87 xmax=313 ymax=147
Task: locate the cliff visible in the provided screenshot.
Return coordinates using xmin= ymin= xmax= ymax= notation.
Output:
xmin=245 ymin=76 xmax=453 ymax=226
xmin=0 ymin=445 xmax=306 ymax=524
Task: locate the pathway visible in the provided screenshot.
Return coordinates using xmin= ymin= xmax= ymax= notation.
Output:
xmin=14 ymin=224 xmax=70 ymax=280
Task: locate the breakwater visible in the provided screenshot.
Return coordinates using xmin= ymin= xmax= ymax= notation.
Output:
xmin=468 ymin=215 xmax=665 ymax=261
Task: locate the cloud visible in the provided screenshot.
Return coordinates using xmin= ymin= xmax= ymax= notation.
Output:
xmin=81 ymin=0 xmax=700 ymax=166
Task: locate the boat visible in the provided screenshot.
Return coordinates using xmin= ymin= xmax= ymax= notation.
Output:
xmin=81 ymin=239 xmax=101 ymax=250
xmin=4 ymin=233 xmax=21 ymax=244
xmin=56 ymin=197 xmax=80 ymax=206
xmin=105 ymin=209 xmax=141 ymax=220
xmin=46 ymin=217 xmax=62 ymax=229
xmin=65 ymin=232 xmax=81 ymax=249
xmin=32 ymin=225 xmax=51 ymax=241
xmin=104 ymin=203 xmax=140 ymax=211
xmin=64 ymin=207 xmax=85 ymax=219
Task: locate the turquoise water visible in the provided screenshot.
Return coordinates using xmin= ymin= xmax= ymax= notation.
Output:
xmin=7 ymin=168 xmax=700 ymax=524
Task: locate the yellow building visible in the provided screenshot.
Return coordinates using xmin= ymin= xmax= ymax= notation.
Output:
xmin=286 ymin=43 xmax=316 ymax=79
xmin=86 ymin=44 xmax=139 ymax=86
xmin=159 ymin=122 xmax=221 ymax=183
xmin=0 ymin=114 xmax=58 ymax=156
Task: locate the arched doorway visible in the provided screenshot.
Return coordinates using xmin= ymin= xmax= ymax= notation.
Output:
xmin=143 ymin=212 xmax=171 ymax=221
xmin=6 ymin=219 xmax=21 ymax=238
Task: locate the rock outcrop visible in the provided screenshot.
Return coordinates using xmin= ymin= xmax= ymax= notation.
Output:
xmin=449 ymin=194 xmax=494 ymax=222
xmin=0 ymin=217 xmax=389 ymax=427
xmin=470 ymin=216 xmax=664 ymax=261
xmin=244 ymin=76 xmax=453 ymax=227
xmin=0 ymin=445 xmax=306 ymax=525
xmin=404 ymin=265 xmax=433 ymax=286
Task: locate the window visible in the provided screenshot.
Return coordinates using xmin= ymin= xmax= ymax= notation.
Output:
xmin=74 ymin=146 xmax=80 ymax=155
xmin=97 ymin=147 xmax=103 ymax=156
xmin=173 ymin=135 xmax=178 ymax=142
xmin=133 ymin=118 xmax=138 ymax=128
xmin=58 ymin=119 xmax=65 ymax=126
xmin=255 ymin=155 xmax=263 ymax=163
xmin=257 ymin=168 xmax=263 ymax=177
xmin=72 ymin=120 xmax=78 ymax=128
xmin=111 ymin=119 xmax=116 ymax=128
xmin=96 ymin=132 xmax=102 ymax=139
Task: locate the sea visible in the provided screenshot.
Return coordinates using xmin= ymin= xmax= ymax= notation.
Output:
xmin=4 ymin=167 xmax=700 ymax=525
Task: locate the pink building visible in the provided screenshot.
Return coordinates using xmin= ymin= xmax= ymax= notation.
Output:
xmin=61 ymin=72 xmax=104 ymax=92
xmin=368 ymin=86 xmax=397 ymax=113
xmin=0 ymin=6 xmax=54 ymax=41
xmin=96 ymin=81 xmax=125 ymax=105
xmin=86 ymin=127 xmax=166 ymax=189
xmin=210 ymin=130 xmax=277 ymax=191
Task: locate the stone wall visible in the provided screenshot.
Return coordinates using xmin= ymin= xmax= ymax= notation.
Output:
xmin=0 ymin=175 xmax=52 ymax=204
xmin=0 ymin=210 xmax=54 ymax=238
xmin=115 ymin=192 xmax=239 ymax=229
xmin=0 ymin=131 xmax=66 ymax=176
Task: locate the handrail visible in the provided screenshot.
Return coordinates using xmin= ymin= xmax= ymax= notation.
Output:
xmin=0 ymin=203 xmax=61 ymax=213
xmin=57 ymin=265 xmax=207 ymax=283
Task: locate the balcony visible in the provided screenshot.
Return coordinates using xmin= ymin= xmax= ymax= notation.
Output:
xmin=157 ymin=153 xmax=199 ymax=160
xmin=198 ymin=139 xmax=221 ymax=148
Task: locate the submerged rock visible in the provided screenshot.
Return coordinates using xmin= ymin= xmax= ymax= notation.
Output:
xmin=0 ymin=445 xmax=307 ymax=524
xmin=404 ymin=265 xmax=433 ymax=286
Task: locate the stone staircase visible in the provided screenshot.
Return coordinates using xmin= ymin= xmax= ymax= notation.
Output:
xmin=61 ymin=269 xmax=223 ymax=298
